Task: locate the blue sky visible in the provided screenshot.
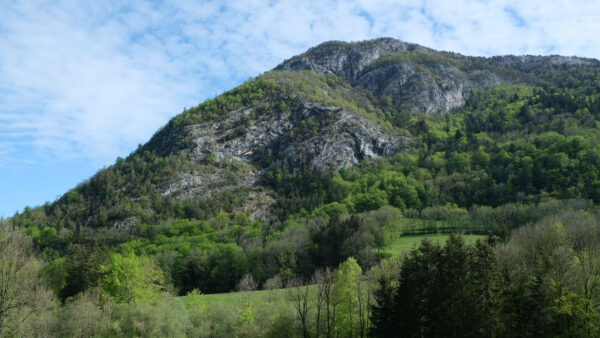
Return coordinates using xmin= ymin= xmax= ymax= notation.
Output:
xmin=1 ymin=0 xmax=600 ymax=217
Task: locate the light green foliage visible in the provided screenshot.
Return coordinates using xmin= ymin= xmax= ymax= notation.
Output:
xmin=184 ymin=289 xmax=206 ymax=312
xmin=101 ymin=252 xmax=167 ymax=303
xmin=236 ymin=301 xmax=255 ymax=327
xmin=359 ymin=206 xmax=404 ymax=249
xmin=260 ymin=71 xmax=389 ymax=127
xmin=279 ymin=100 xmax=287 ymax=111
xmin=0 ymin=224 xmax=55 ymax=336
xmin=44 ymin=293 xmax=108 ymax=338
xmin=234 ymin=301 xmax=263 ymax=337
xmin=110 ymin=295 xmax=190 ymax=338
xmin=333 ymin=257 xmax=366 ymax=337
xmin=65 ymin=190 xmax=80 ymax=203
xmin=420 ymin=204 xmax=468 ymax=221
xmin=203 ymin=152 xmax=216 ymax=165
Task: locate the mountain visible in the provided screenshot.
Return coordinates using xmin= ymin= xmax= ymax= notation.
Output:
xmin=8 ymin=37 xmax=600 ymax=338
xmin=277 ymin=38 xmax=598 ymax=113
xmin=11 ymin=38 xmax=600 ymax=293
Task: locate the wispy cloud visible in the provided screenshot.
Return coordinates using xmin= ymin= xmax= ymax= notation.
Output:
xmin=1 ymin=0 xmax=599 ymax=168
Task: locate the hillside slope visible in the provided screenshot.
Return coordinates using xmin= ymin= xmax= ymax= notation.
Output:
xmin=12 ymin=38 xmax=600 ymax=278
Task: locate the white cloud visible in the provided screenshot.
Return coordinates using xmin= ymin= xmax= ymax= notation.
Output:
xmin=1 ymin=0 xmax=599 ymax=168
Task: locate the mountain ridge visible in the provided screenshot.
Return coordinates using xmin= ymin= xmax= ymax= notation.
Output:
xmin=277 ymin=37 xmax=599 ymax=115
xmin=277 ymin=37 xmax=600 ymax=76
xmin=11 ymin=37 xmax=600 ymax=249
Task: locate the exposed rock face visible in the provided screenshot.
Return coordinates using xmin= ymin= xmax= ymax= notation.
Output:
xmin=179 ymin=100 xmax=409 ymax=173
xmin=276 ymin=38 xmax=432 ymax=81
xmin=280 ymin=106 xmax=409 ymax=172
xmin=154 ymin=99 xmax=410 ymax=219
xmin=276 ymin=38 xmax=502 ymax=114
xmin=276 ymin=38 xmax=600 ymax=115
xmin=355 ymin=62 xmax=502 ymax=114
xmin=110 ymin=217 xmax=138 ymax=232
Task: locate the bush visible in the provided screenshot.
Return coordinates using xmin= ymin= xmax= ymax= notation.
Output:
xmin=109 ymin=295 xmax=190 ymax=337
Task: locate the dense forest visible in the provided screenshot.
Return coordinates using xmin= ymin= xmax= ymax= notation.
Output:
xmin=4 ymin=44 xmax=600 ymax=336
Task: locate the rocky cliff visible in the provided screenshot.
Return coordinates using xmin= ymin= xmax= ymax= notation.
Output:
xmin=275 ymin=38 xmax=432 ymax=81
xmin=153 ymin=88 xmax=411 ymax=219
xmin=177 ymin=100 xmax=409 ymax=173
xmin=276 ymin=38 xmax=600 ymax=115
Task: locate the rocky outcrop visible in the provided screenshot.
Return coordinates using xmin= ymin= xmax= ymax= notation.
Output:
xmin=153 ymin=99 xmax=411 ymax=218
xmin=354 ymin=61 xmax=502 ymax=114
xmin=276 ymin=38 xmax=600 ymax=115
xmin=276 ymin=38 xmax=431 ymax=81
xmin=279 ymin=107 xmax=409 ymax=172
xmin=179 ymin=100 xmax=410 ymax=174
xmin=275 ymin=38 xmax=502 ymax=114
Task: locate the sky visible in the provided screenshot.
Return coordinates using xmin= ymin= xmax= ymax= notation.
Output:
xmin=1 ymin=0 xmax=600 ymax=217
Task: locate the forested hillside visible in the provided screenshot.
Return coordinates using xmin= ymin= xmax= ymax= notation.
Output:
xmin=4 ymin=38 xmax=600 ymax=336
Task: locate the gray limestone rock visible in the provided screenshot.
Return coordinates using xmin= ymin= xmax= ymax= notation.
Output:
xmin=173 ymin=101 xmax=411 ymax=174
xmin=275 ymin=38 xmax=432 ymax=81
xmin=275 ymin=38 xmax=599 ymax=115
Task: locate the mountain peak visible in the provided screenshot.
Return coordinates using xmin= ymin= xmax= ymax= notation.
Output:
xmin=275 ymin=37 xmax=431 ymax=81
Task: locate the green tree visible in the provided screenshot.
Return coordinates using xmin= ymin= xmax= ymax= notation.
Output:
xmin=333 ymin=257 xmax=366 ymax=337
xmin=369 ymin=256 xmax=402 ymax=338
xmin=59 ymin=245 xmax=109 ymax=301
xmin=0 ymin=223 xmax=54 ymax=335
xmin=235 ymin=301 xmax=259 ymax=337
xmin=100 ymin=252 xmax=167 ymax=303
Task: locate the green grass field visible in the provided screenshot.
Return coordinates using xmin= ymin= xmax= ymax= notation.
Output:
xmin=181 ymin=285 xmax=320 ymax=322
xmin=382 ymin=233 xmax=485 ymax=256
xmin=186 ymin=288 xmax=287 ymax=309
